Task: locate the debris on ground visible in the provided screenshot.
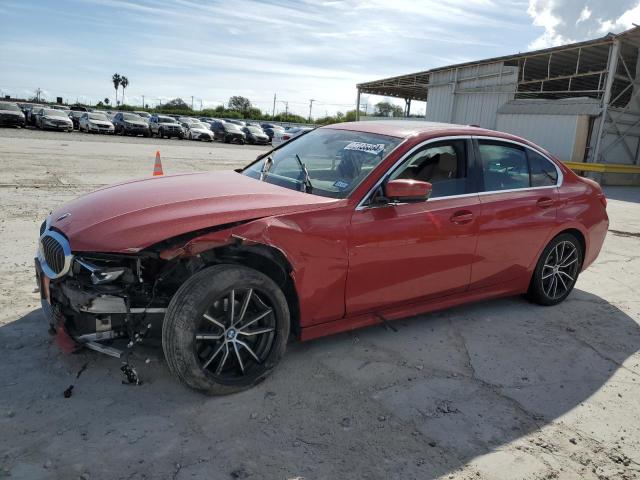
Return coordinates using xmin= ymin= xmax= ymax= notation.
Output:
xmin=63 ymin=385 xmax=74 ymax=398
xmin=76 ymin=362 xmax=89 ymax=379
xmin=120 ymin=363 xmax=142 ymax=385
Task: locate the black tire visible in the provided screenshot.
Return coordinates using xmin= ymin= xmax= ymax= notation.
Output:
xmin=163 ymin=265 xmax=290 ymax=395
xmin=528 ymin=233 xmax=583 ymax=306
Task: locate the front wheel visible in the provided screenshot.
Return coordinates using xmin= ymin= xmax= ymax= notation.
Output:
xmin=163 ymin=265 xmax=290 ymax=395
xmin=528 ymin=233 xmax=583 ymax=306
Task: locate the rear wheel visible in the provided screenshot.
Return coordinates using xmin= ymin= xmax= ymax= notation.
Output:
xmin=528 ymin=233 xmax=582 ymax=306
xmin=163 ymin=265 xmax=290 ymax=395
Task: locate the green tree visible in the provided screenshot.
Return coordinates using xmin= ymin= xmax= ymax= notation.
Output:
xmin=164 ymin=98 xmax=190 ymax=110
xmin=112 ymin=73 xmax=121 ymax=105
xmin=120 ymin=76 xmax=129 ymax=105
xmin=104 ymin=98 xmax=110 ymax=105
xmin=345 ymin=109 xmax=365 ymax=122
xmin=374 ymin=101 xmax=403 ymax=117
xmin=227 ymin=96 xmax=252 ymax=114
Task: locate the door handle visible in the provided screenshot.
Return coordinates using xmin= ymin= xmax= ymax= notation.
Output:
xmin=450 ymin=210 xmax=474 ymax=224
xmin=537 ymin=197 xmax=554 ymax=209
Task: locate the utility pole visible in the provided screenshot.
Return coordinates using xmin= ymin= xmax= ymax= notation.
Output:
xmin=142 ymin=95 xmax=145 ymax=108
xmin=191 ymin=96 xmax=194 ymax=110
xmin=36 ymin=88 xmax=42 ymax=102
xmin=308 ymin=99 xmax=315 ymax=122
xmin=285 ymin=101 xmax=289 ymax=118
xmin=272 ymin=93 xmax=276 ymax=118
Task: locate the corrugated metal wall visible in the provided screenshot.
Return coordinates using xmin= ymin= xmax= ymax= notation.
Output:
xmin=496 ymin=114 xmax=580 ymax=160
xmin=425 ymin=62 xmax=517 ymax=128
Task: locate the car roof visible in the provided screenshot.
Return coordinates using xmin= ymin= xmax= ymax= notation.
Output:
xmin=325 ymin=120 xmax=503 ymax=139
xmin=324 ymin=120 xmax=554 ymax=158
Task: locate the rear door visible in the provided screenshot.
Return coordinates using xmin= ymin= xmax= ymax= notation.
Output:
xmin=469 ymin=138 xmax=559 ymax=290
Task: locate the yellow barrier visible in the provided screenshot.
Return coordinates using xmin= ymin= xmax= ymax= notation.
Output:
xmin=562 ymin=161 xmax=640 ymax=174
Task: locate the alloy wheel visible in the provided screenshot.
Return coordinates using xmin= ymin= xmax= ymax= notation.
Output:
xmin=541 ymin=240 xmax=579 ymax=300
xmin=195 ymin=288 xmax=276 ymax=380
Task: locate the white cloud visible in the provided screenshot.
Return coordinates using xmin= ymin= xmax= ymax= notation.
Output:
xmin=576 ymin=6 xmax=591 ymax=24
xmin=527 ymin=0 xmax=640 ymax=49
xmin=597 ymin=3 xmax=640 ymax=33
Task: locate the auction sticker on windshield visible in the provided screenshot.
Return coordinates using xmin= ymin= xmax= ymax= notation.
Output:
xmin=344 ymin=142 xmax=386 ymax=155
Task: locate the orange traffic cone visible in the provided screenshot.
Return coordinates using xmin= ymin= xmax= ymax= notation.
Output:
xmin=153 ymin=150 xmax=163 ymax=176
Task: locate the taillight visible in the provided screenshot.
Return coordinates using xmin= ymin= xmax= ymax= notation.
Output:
xmin=283 ymin=135 xmax=290 ymax=140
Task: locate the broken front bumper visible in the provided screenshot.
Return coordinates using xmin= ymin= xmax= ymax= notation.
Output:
xmin=35 ymin=256 xmax=165 ymax=357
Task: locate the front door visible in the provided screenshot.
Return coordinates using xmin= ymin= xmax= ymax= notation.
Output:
xmin=346 ymin=138 xmax=480 ymax=316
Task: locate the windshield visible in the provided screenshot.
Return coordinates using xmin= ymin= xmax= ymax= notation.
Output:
xmin=243 ymin=128 xmax=402 ymax=199
xmin=158 ymin=116 xmax=176 ymax=123
xmin=224 ymin=123 xmax=241 ymax=131
xmin=246 ymin=126 xmax=263 ymax=134
xmin=0 ymin=102 xmax=20 ymax=111
xmin=89 ymin=113 xmax=108 ymax=121
xmin=122 ymin=113 xmax=140 ymax=121
xmin=135 ymin=112 xmax=150 ymax=117
xmin=191 ymin=122 xmax=208 ymax=129
xmin=43 ymin=109 xmax=68 ymax=117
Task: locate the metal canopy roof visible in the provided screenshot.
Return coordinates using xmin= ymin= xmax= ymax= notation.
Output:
xmin=357 ymin=27 xmax=640 ymax=102
xmin=357 ymin=71 xmax=430 ymax=101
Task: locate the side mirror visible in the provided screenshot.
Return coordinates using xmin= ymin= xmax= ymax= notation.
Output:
xmin=384 ymin=179 xmax=432 ymax=203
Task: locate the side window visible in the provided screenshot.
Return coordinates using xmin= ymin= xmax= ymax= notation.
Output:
xmin=389 ymin=140 xmax=469 ymax=198
xmin=528 ymin=149 xmax=558 ymax=187
xmin=478 ymin=141 xmax=529 ymax=192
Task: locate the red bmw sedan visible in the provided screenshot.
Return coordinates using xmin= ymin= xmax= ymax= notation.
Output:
xmin=35 ymin=121 xmax=608 ymax=394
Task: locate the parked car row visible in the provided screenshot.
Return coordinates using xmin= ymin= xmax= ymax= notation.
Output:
xmin=2 ymin=101 xmax=314 ymax=146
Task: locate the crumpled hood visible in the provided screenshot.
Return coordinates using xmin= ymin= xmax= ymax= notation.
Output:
xmin=50 ymin=171 xmax=338 ymax=253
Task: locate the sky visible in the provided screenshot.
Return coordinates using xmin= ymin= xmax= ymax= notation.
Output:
xmin=1 ymin=0 xmax=639 ymax=118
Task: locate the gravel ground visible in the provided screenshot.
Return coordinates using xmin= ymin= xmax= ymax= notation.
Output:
xmin=0 ymin=127 xmax=638 ymax=480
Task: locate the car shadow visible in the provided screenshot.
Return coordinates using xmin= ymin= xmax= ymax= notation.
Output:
xmin=0 ymin=288 xmax=638 ymax=479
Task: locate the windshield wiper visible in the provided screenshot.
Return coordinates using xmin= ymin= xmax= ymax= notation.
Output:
xmin=295 ymin=154 xmax=313 ymax=193
xmin=260 ymin=155 xmax=273 ymax=181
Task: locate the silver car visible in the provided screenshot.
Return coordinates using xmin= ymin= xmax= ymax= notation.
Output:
xmin=271 ymin=126 xmax=314 ymax=147
xmin=183 ymin=122 xmax=214 ymax=141
xmin=79 ymin=112 xmax=115 ymax=134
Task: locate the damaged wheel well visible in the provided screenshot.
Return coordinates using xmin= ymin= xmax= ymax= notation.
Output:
xmin=198 ymin=244 xmax=301 ymax=338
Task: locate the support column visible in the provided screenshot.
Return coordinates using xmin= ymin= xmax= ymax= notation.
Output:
xmin=592 ymin=40 xmax=620 ymax=164
xmin=405 ymin=98 xmax=412 ymax=117
xmin=355 ymin=89 xmax=361 ymax=121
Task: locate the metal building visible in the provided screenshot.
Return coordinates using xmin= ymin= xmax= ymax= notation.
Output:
xmin=356 ymin=27 xmax=640 ymax=184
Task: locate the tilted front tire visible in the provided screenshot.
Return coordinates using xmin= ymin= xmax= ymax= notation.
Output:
xmin=528 ymin=233 xmax=583 ymax=306
xmin=162 ymin=265 xmax=290 ymax=395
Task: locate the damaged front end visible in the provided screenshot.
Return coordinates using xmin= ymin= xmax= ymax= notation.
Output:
xmin=35 ymin=216 xmax=283 ymax=361
xmin=35 ymin=219 xmax=210 ymax=358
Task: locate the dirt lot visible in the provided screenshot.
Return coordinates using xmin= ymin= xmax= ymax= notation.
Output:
xmin=0 ymin=128 xmax=638 ymax=480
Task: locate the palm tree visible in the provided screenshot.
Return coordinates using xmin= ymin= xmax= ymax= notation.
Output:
xmin=120 ymin=76 xmax=129 ymax=105
xmin=112 ymin=73 xmax=121 ymax=105
xmin=104 ymin=98 xmax=110 ymax=105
